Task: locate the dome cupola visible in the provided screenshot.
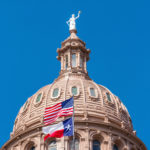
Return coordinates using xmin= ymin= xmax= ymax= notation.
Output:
xmin=57 ymin=30 xmax=90 ymax=76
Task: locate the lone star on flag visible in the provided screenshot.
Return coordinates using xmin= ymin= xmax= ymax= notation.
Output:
xmin=42 ymin=118 xmax=73 ymax=140
xmin=65 ymin=124 xmax=71 ymax=131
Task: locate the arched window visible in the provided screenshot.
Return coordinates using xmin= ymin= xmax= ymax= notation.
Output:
xmin=69 ymin=138 xmax=79 ymax=150
xmin=30 ymin=146 xmax=35 ymax=150
xmin=65 ymin=55 xmax=68 ymax=69
xmin=72 ymin=54 xmax=76 ymax=67
xmin=93 ymin=140 xmax=100 ymax=150
xmin=90 ymin=88 xmax=96 ymax=97
xmin=48 ymin=140 xmax=57 ymax=150
xmin=80 ymin=55 xmax=83 ymax=67
xmin=113 ymin=144 xmax=119 ymax=150
xmin=52 ymin=88 xmax=59 ymax=98
xmin=36 ymin=93 xmax=42 ymax=103
xmin=106 ymin=93 xmax=111 ymax=102
xmin=72 ymin=86 xmax=78 ymax=96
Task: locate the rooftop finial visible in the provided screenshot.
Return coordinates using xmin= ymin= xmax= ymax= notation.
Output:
xmin=66 ymin=11 xmax=81 ymax=31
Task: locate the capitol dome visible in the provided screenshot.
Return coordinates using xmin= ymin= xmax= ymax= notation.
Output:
xmin=1 ymin=29 xmax=146 ymax=150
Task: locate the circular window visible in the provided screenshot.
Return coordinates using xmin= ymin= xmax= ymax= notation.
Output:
xmin=52 ymin=88 xmax=59 ymax=98
xmin=72 ymin=86 xmax=78 ymax=96
xmin=36 ymin=93 xmax=42 ymax=103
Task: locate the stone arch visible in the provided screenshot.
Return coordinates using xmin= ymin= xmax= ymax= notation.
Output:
xmin=47 ymin=139 xmax=58 ymax=150
xmin=92 ymin=133 xmax=104 ymax=143
xmin=75 ymin=132 xmax=82 ymax=139
xmin=21 ymin=138 xmax=37 ymax=150
xmin=90 ymin=131 xmax=109 ymax=150
xmin=111 ymin=136 xmax=126 ymax=150
xmin=90 ymin=130 xmax=108 ymax=142
xmin=44 ymin=137 xmax=58 ymax=150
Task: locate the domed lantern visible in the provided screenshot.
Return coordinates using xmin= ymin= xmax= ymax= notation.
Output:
xmin=57 ymin=30 xmax=90 ymax=76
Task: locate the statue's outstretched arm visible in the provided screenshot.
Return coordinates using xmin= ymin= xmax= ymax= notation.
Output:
xmin=75 ymin=13 xmax=80 ymax=20
xmin=75 ymin=11 xmax=81 ymax=20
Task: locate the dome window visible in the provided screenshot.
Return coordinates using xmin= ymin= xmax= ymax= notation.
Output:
xmin=72 ymin=86 xmax=78 ymax=96
xmin=65 ymin=55 xmax=68 ymax=69
xmin=30 ymin=146 xmax=35 ymax=150
xmin=90 ymin=88 xmax=96 ymax=97
xmin=93 ymin=140 xmax=100 ymax=150
xmin=36 ymin=93 xmax=42 ymax=103
xmin=52 ymin=88 xmax=59 ymax=98
xmin=72 ymin=53 xmax=76 ymax=67
xmin=113 ymin=144 xmax=119 ymax=150
xmin=48 ymin=140 xmax=57 ymax=150
xmin=106 ymin=93 xmax=111 ymax=102
xmin=80 ymin=55 xmax=83 ymax=67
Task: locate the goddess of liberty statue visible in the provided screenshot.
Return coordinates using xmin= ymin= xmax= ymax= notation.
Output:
xmin=66 ymin=11 xmax=81 ymax=30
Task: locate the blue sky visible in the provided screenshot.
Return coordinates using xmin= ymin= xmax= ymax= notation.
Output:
xmin=0 ymin=0 xmax=149 ymax=148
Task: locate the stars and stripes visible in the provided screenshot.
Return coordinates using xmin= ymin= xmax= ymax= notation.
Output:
xmin=43 ymin=97 xmax=73 ymax=125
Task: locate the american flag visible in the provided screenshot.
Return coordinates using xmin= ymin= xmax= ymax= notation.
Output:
xmin=44 ymin=97 xmax=73 ymax=125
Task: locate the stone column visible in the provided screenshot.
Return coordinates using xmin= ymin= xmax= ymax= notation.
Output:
xmin=84 ymin=56 xmax=87 ymax=73
xmin=57 ymin=138 xmax=62 ymax=150
xmin=61 ymin=137 xmax=65 ymax=150
xmin=40 ymin=142 xmax=45 ymax=150
xmin=68 ymin=51 xmax=71 ymax=70
xmin=108 ymin=131 xmax=112 ymax=150
xmin=126 ymin=143 xmax=130 ymax=150
xmin=40 ymin=133 xmax=45 ymax=150
xmin=36 ymin=134 xmax=41 ymax=150
xmin=82 ymin=128 xmax=90 ymax=150
xmin=64 ymin=137 xmax=69 ymax=150
xmin=102 ymin=140 xmax=109 ymax=150
xmin=89 ymin=138 xmax=92 ymax=150
xmin=61 ymin=55 xmax=64 ymax=70
xmin=77 ymin=51 xmax=80 ymax=68
xmin=17 ymin=137 xmax=21 ymax=150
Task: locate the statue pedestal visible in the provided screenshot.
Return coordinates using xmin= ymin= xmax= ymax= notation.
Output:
xmin=70 ymin=29 xmax=77 ymax=34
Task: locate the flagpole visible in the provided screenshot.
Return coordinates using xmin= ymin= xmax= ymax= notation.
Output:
xmin=73 ymin=96 xmax=75 ymax=150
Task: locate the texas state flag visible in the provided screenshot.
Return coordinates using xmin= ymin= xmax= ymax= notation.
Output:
xmin=42 ymin=117 xmax=73 ymax=141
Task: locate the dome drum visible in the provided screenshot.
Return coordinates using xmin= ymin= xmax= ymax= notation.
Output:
xmin=2 ymin=121 xmax=145 ymax=150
